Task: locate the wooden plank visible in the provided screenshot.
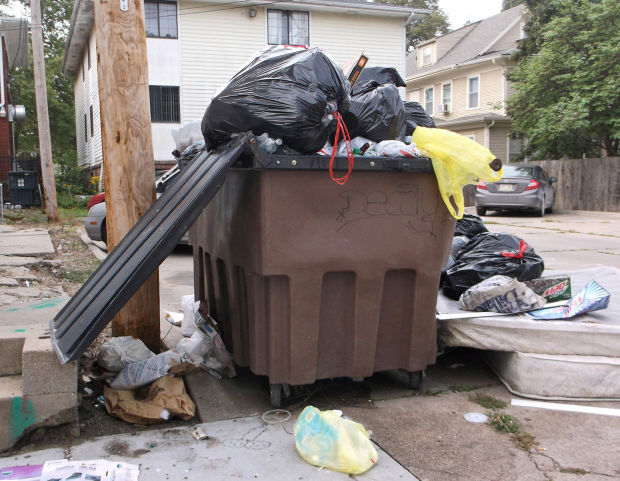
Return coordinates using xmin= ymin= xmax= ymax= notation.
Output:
xmin=94 ymin=0 xmax=160 ymax=350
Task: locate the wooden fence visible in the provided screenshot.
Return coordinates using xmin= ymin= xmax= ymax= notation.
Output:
xmin=464 ymin=157 xmax=620 ymax=212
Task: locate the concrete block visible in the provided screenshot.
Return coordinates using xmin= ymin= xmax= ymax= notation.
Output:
xmin=0 ymin=388 xmax=78 ymax=452
xmin=0 ymin=337 xmax=25 ymax=375
xmin=22 ymin=336 xmax=77 ymax=396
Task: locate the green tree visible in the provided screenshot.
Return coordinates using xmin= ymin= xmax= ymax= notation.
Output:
xmin=376 ymin=0 xmax=450 ymax=48
xmin=11 ymin=0 xmax=75 ymax=158
xmin=507 ymin=0 xmax=620 ymax=159
xmin=502 ymin=0 xmax=523 ymax=11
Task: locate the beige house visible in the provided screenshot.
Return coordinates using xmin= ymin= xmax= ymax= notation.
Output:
xmin=406 ymin=5 xmax=527 ymax=162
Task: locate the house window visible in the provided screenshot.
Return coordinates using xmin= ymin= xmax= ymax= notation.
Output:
xmin=84 ymin=113 xmax=88 ymax=143
xmin=468 ymin=76 xmax=479 ymax=108
xmin=509 ymin=137 xmax=523 ymax=161
xmin=89 ymin=105 xmax=94 ymax=137
xmin=441 ymin=83 xmax=451 ymax=112
xmin=149 ymin=85 xmax=180 ymax=123
xmin=463 ymin=133 xmax=476 ymax=141
xmin=267 ymin=10 xmax=309 ymax=46
xmin=422 ymin=46 xmax=432 ymax=65
xmin=145 ymin=0 xmax=178 ymax=38
xmin=424 ymin=87 xmax=434 ymax=116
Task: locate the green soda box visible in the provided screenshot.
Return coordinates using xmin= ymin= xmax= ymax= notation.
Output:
xmin=525 ymin=276 xmax=571 ymax=302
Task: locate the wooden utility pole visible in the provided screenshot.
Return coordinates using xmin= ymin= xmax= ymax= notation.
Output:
xmin=30 ymin=0 xmax=58 ymax=221
xmin=94 ymin=0 xmax=160 ymax=350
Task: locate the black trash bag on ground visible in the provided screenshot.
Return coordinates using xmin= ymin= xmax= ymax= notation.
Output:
xmin=202 ymin=46 xmax=350 ymax=153
xmin=352 ymin=66 xmax=406 ymax=95
xmin=404 ymin=101 xmax=436 ymax=135
xmin=441 ymin=232 xmax=545 ymax=300
xmin=343 ymin=83 xmax=407 ymax=142
xmin=454 ymin=214 xmax=488 ymax=238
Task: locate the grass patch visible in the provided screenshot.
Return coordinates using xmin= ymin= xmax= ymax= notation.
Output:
xmin=468 ymin=393 xmax=507 ymax=410
xmin=450 ymin=385 xmax=477 ymax=392
xmin=60 ymin=259 xmax=101 ymax=284
xmin=514 ymin=432 xmax=539 ymax=451
xmin=3 ymin=207 xmax=88 ymax=226
xmin=488 ymin=412 xmax=521 ymax=434
xmin=425 ymin=388 xmax=443 ymax=396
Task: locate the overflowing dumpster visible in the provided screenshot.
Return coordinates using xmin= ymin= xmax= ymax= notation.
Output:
xmin=191 ymin=140 xmax=456 ymax=405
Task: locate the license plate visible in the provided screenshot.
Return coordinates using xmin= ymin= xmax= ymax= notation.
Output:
xmin=498 ymin=184 xmax=514 ymax=192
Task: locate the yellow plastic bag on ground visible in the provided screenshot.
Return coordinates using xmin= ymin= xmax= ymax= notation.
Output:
xmin=294 ymin=405 xmax=378 ymax=475
xmin=413 ymin=126 xmax=503 ymax=219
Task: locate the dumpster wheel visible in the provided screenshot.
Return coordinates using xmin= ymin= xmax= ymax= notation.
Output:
xmin=408 ymin=370 xmax=424 ymax=391
xmin=269 ymin=383 xmax=291 ymax=408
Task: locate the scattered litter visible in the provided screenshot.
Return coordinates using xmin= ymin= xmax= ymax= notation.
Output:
xmin=104 ymin=375 xmax=195 ymax=425
xmin=0 ymin=464 xmax=42 ymax=479
xmin=97 ymin=336 xmax=155 ymax=372
xmin=262 ymin=409 xmax=291 ymax=424
xmin=83 ymin=387 xmax=94 ymax=396
xmin=525 ymin=276 xmax=572 ymax=301
xmin=41 ymin=459 xmax=139 ymax=480
xmin=192 ymin=426 xmax=210 ymax=441
xmin=526 ymin=281 xmax=609 ymax=320
xmin=294 ymin=406 xmax=378 ymax=475
xmin=464 ymin=412 xmax=488 ymax=423
xmin=165 ymin=311 xmax=183 ymax=326
xmin=511 ymin=399 xmax=620 ymax=417
xmin=181 ymin=294 xmax=198 ymax=337
xmin=371 ymin=140 xmax=422 ymax=158
xmin=458 ymin=275 xmax=547 ymax=313
xmin=110 ymin=350 xmax=196 ymax=390
xmin=448 ymin=363 xmax=465 ymax=369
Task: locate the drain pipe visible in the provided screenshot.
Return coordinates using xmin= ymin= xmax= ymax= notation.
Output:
xmin=0 ymin=31 xmax=5 ymax=118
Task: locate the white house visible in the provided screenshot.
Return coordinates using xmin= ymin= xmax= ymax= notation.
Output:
xmin=62 ymin=0 xmax=426 ymax=175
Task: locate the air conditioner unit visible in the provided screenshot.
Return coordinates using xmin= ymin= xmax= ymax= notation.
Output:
xmin=437 ymin=104 xmax=450 ymax=113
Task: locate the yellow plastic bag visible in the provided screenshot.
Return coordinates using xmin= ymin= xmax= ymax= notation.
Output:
xmin=294 ymin=405 xmax=378 ymax=475
xmin=413 ymin=126 xmax=503 ymax=219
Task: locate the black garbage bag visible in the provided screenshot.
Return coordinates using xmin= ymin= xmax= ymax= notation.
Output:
xmin=404 ymin=101 xmax=436 ymax=135
xmin=454 ymin=214 xmax=488 ymax=238
xmin=442 ymin=232 xmax=545 ymax=300
xmin=352 ymin=66 xmax=406 ymax=95
xmin=202 ymin=46 xmax=350 ymax=153
xmin=343 ymin=83 xmax=407 ymax=142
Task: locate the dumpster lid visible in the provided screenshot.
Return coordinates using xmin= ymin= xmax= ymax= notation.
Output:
xmin=50 ymin=134 xmax=251 ymax=363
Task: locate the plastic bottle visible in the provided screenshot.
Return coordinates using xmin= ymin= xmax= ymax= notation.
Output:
xmin=257 ymin=133 xmax=283 ymax=154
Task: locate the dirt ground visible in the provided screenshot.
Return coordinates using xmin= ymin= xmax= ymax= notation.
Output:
xmin=2 ymin=211 xmax=195 ymax=456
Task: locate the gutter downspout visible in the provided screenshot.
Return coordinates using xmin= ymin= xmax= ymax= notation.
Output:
xmin=0 ymin=34 xmax=5 ymax=118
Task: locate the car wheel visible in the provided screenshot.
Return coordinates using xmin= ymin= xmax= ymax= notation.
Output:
xmin=101 ymin=220 xmax=107 ymax=244
xmin=536 ymin=196 xmax=545 ymax=217
xmin=476 ymin=206 xmax=487 ymax=216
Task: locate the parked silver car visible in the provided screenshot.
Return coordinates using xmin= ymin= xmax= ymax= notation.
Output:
xmin=475 ymin=165 xmax=556 ymax=216
xmin=84 ymin=165 xmax=189 ymax=244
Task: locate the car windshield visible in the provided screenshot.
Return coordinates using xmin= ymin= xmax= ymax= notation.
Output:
xmin=503 ymin=166 xmax=534 ymax=177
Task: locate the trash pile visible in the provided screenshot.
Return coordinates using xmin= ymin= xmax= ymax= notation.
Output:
xmin=80 ymin=297 xmax=235 ymax=425
xmin=193 ymin=45 xmax=502 ymax=218
xmin=441 ymin=214 xmax=610 ymax=318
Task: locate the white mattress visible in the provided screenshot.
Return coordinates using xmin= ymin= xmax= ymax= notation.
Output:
xmin=437 ymin=267 xmax=620 ymax=357
xmin=485 ymin=351 xmax=620 ymax=401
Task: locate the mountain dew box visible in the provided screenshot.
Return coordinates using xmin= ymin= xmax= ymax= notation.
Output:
xmin=525 ymin=276 xmax=571 ymax=302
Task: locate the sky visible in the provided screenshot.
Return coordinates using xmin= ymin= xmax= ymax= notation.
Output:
xmin=438 ymin=0 xmax=503 ymax=30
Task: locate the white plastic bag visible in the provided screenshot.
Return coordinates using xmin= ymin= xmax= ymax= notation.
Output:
xmin=97 ymin=336 xmax=155 ymax=372
xmin=175 ymin=329 xmax=210 ymax=363
xmin=171 ymin=120 xmax=203 ymax=152
xmin=110 ymin=350 xmax=193 ymax=390
xmin=294 ymin=406 xmax=378 ymax=475
xmin=181 ymin=295 xmax=199 ymax=337
xmin=459 ymin=275 xmax=546 ymax=313
xmin=373 ymin=140 xmax=422 ymax=158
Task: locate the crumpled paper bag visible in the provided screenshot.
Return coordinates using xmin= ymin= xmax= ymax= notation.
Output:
xmin=104 ymin=375 xmax=195 ymax=425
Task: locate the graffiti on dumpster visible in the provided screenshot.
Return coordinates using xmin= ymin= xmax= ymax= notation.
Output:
xmin=335 ymin=184 xmax=450 ymax=238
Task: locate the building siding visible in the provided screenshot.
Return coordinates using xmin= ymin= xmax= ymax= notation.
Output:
xmin=489 ymin=126 xmax=510 ymax=161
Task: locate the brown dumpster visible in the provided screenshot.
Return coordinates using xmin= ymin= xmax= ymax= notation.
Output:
xmin=190 ymin=144 xmax=455 ymax=405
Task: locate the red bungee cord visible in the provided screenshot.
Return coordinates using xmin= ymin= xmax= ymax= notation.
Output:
xmin=501 ymin=240 xmax=528 ymax=259
xmin=328 ymin=111 xmax=354 ymax=185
